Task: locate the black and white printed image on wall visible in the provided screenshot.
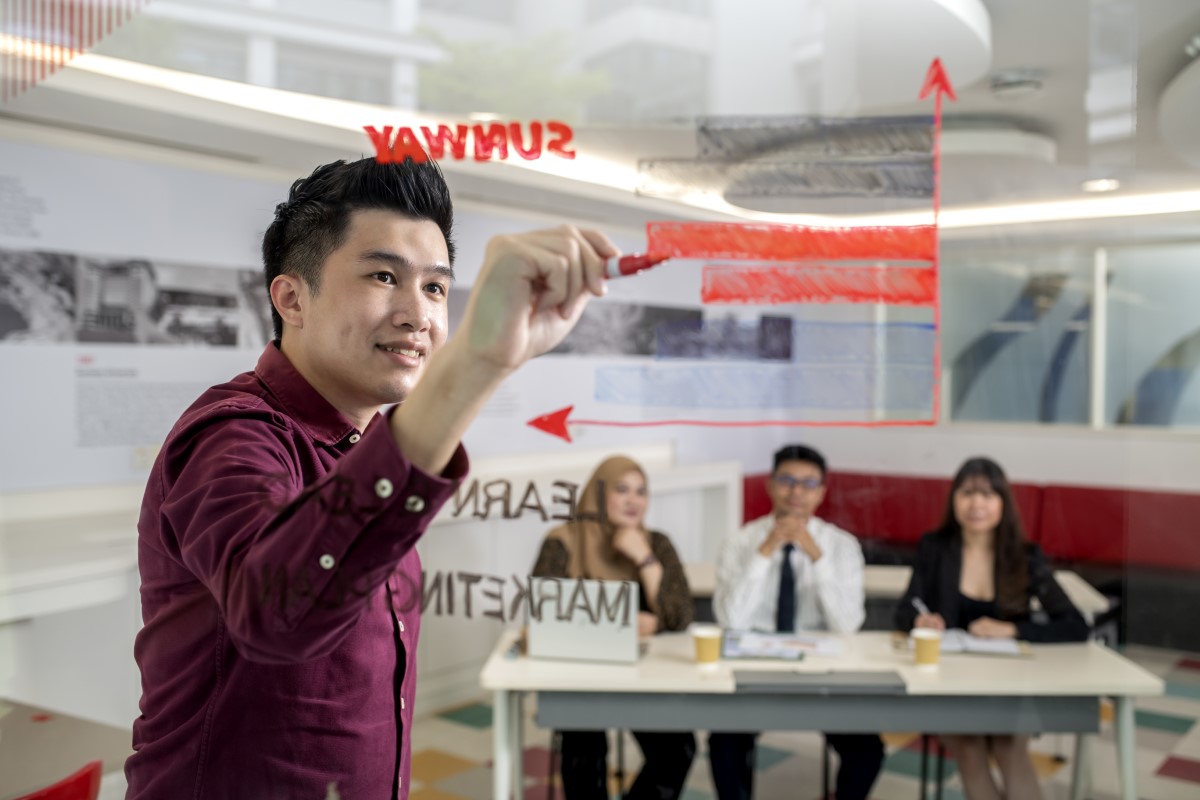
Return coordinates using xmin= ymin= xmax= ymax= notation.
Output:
xmin=0 ymin=246 xmax=271 ymax=348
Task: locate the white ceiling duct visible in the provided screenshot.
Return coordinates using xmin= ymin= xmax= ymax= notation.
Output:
xmin=821 ymin=0 xmax=992 ymax=114
xmin=1159 ymin=55 xmax=1200 ymax=169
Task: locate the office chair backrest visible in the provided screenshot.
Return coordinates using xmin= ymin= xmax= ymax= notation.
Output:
xmin=13 ymin=761 xmax=103 ymax=800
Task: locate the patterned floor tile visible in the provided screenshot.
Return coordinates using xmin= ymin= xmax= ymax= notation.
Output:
xmin=522 ymin=782 xmax=562 ymax=800
xmin=882 ymin=746 xmax=958 ymax=781
xmin=409 ymin=788 xmax=469 ymax=800
xmin=1136 ymin=710 xmax=1197 ymax=736
xmin=1173 ymin=728 xmax=1200 ymax=760
xmin=1165 ymin=681 xmax=1200 ymax=700
xmin=1156 ymin=755 xmax=1200 ymax=783
xmin=411 ymin=749 xmax=479 ymax=784
xmin=755 ymin=742 xmax=794 ymax=772
xmin=1100 ymin=726 xmax=1187 ymax=753
xmin=430 ymin=765 xmax=498 ymax=799
xmin=437 ymin=702 xmax=493 ymax=730
xmin=880 ymin=732 xmax=919 ymax=750
xmin=413 ymin=719 xmax=495 ymax=763
xmin=412 ymin=648 xmax=1200 ymax=799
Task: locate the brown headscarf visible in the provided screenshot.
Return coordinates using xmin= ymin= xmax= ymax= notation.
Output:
xmin=545 ymin=455 xmax=649 ymax=582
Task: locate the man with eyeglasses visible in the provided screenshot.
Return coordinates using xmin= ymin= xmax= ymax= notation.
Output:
xmin=709 ymin=444 xmax=883 ymax=800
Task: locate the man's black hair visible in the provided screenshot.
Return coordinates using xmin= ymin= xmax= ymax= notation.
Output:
xmin=261 ymin=157 xmax=456 ymax=339
xmin=772 ymin=444 xmax=827 ymax=479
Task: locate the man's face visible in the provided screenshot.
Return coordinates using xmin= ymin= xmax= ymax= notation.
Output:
xmin=284 ymin=209 xmax=451 ymax=422
xmin=767 ymin=459 xmax=826 ymax=519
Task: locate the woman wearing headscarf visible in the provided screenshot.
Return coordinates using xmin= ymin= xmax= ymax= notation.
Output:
xmin=532 ymin=455 xmax=695 ymax=799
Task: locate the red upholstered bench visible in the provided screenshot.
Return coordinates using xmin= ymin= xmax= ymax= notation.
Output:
xmin=742 ymin=472 xmax=1200 ymax=572
xmin=742 ymin=471 xmax=1043 ymax=545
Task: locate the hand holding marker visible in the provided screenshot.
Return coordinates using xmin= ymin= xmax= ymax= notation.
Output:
xmin=605 ymin=253 xmax=669 ymax=280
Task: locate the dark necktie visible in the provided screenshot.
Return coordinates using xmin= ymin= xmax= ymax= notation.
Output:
xmin=776 ymin=543 xmax=796 ymax=633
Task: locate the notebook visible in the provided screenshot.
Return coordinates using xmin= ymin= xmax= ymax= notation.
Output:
xmin=938 ymin=628 xmax=1022 ymax=655
xmin=525 ymin=577 xmax=641 ymax=664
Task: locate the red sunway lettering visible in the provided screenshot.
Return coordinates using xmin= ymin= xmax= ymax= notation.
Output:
xmin=508 ymin=122 xmax=543 ymax=160
xmin=546 ymin=121 xmax=576 ymax=160
xmin=390 ymin=127 xmax=429 ymax=163
xmin=420 ymin=125 xmax=469 ymax=160
xmin=365 ymin=121 xmax=575 ymax=162
xmin=473 ymin=123 xmax=508 ymax=161
xmin=363 ymin=126 xmax=394 ymax=163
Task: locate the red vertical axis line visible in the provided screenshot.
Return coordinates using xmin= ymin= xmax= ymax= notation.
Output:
xmin=14 ymin=0 xmax=20 ymax=98
xmin=39 ymin=0 xmax=44 ymax=82
xmin=107 ymin=0 xmax=112 ymax=36
xmin=20 ymin=0 xmax=27 ymax=95
xmin=3 ymin=0 xmax=9 ymax=104
xmin=930 ymin=75 xmax=945 ymax=425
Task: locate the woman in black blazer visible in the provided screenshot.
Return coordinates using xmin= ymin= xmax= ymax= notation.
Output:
xmin=895 ymin=457 xmax=1089 ymax=800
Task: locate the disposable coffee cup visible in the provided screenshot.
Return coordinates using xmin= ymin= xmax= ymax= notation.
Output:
xmin=912 ymin=628 xmax=942 ymax=668
xmin=691 ymin=624 xmax=722 ymax=666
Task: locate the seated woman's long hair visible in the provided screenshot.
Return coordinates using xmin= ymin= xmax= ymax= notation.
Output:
xmin=935 ymin=457 xmax=1030 ymax=617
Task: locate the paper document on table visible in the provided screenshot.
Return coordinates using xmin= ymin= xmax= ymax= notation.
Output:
xmin=939 ymin=628 xmax=1021 ymax=655
xmin=722 ymin=630 xmax=844 ymax=660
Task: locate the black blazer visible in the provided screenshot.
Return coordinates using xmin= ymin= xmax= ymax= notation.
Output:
xmin=894 ymin=530 xmax=1090 ymax=643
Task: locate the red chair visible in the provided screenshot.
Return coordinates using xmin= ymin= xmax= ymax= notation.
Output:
xmin=14 ymin=761 xmax=103 ymax=800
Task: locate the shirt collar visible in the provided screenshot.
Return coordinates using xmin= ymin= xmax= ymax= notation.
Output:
xmin=255 ymin=341 xmax=362 ymax=446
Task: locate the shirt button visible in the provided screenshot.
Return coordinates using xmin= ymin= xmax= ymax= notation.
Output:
xmin=398 ymin=619 xmax=405 ymax=633
xmin=319 ymin=554 xmax=335 ymax=570
xmin=374 ymin=478 xmax=394 ymax=498
xmin=401 ymin=697 xmax=406 ymax=710
xmin=404 ymin=495 xmax=425 ymax=513
xmin=348 ymin=433 xmax=361 ymax=444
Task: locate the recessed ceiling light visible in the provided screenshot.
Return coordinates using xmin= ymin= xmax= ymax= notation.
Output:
xmin=1082 ymin=178 xmax=1121 ymax=192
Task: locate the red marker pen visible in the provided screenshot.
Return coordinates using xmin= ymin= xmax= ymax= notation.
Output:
xmin=604 ymin=253 xmax=668 ymax=279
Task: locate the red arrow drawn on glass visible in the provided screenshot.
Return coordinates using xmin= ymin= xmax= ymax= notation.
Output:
xmin=919 ymin=56 xmax=956 ymax=423
xmin=527 ymin=406 xmax=935 ymax=443
xmin=527 ymin=59 xmax=956 ymax=443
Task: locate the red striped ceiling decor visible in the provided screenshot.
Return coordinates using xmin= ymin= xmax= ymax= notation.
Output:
xmin=1 ymin=0 xmax=153 ymax=103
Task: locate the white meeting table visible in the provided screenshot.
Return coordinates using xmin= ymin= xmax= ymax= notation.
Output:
xmin=479 ymin=630 xmax=1162 ymax=800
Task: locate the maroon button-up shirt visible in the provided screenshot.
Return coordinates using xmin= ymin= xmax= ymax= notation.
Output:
xmin=126 ymin=343 xmax=467 ymax=800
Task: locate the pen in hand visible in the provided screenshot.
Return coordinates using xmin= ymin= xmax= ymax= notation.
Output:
xmin=911 ymin=597 xmax=932 ymax=617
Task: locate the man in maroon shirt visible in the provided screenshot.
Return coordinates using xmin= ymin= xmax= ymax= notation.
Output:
xmin=125 ymin=157 xmax=617 ymax=799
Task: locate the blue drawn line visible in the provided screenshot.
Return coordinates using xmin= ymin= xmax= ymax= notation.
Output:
xmin=655 ymin=317 xmax=792 ymax=361
xmin=594 ymin=364 xmax=934 ymax=411
xmin=791 ymin=321 xmax=935 ymax=365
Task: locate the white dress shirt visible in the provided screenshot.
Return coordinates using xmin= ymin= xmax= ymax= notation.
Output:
xmin=714 ymin=514 xmax=866 ymax=634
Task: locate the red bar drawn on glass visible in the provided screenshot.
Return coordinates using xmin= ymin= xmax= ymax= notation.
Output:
xmin=701 ymin=263 xmax=937 ymax=306
xmin=646 ymin=222 xmax=938 ymax=263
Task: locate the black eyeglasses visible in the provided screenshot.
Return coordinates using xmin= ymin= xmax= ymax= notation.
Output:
xmin=773 ymin=475 xmax=823 ymax=490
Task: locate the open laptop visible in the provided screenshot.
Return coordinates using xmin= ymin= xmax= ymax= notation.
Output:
xmin=525 ymin=577 xmax=640 ymax=664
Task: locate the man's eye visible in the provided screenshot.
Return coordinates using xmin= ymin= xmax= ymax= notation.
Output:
xmin=373 ymin=272 xmax=396 ymax=285
xmin=426 ymin=283 xmax=447 ymax=296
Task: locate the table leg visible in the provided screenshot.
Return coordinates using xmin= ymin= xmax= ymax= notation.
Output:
xmin=1116 ymin=696 xmax=1138 ymax=800
xmin=510 ymin=691 xmax=525 ymax=800
xmin=1069 ymin=733 xmax=1091 ymax=800
xmin=494 ymin=689 xmax=511 ymax=800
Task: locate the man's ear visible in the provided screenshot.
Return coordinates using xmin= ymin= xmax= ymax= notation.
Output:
xmin=270 ymin=274 xmax=305 ymax=332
